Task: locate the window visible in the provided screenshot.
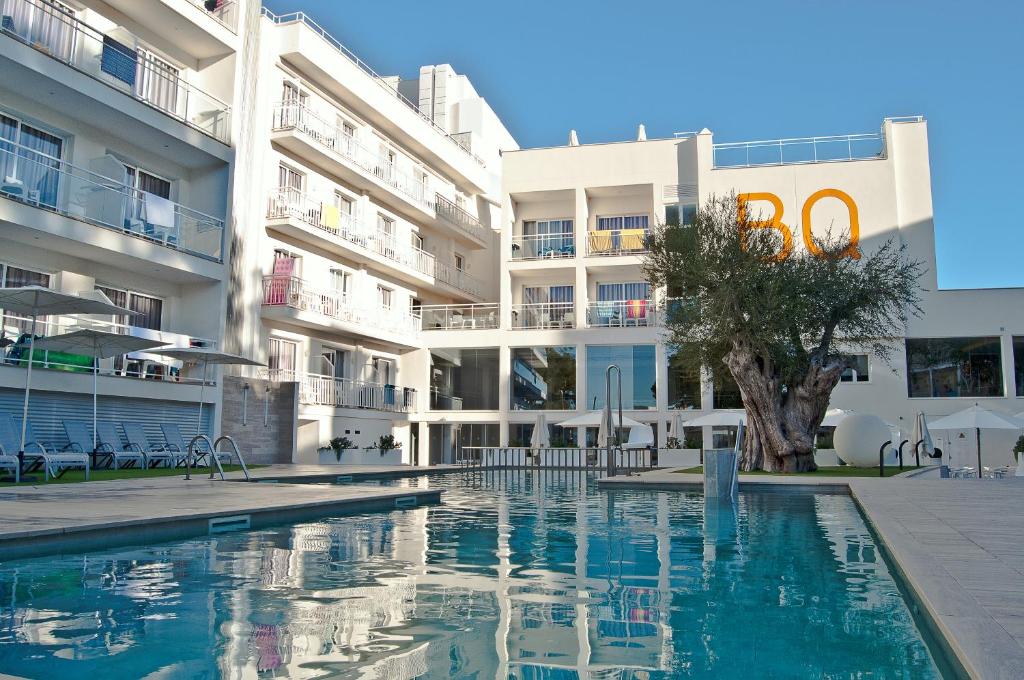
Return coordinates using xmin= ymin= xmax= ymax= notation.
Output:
xmin=96 ymin=285 xmax=163 ymax=331
xmin=320 ymin=348 xmax=348 ymax=379
xmin=665 ymin=203 xmax=697 ymax=226
xmin=278 ymin=82 xmax=306 ymax=127
xmin=3 ymin=1 xmax=76 ymax=62
xmin=1 ymin=264 xmax=50 ymax=334
xmin=1016 ymin=338 xmax=1024 ymax=398
xmin=586 ymin=345 xmax=657 ymax=410
xmin=372 ymin=356 xmax=394 ymax=385
xmin=519 ymin=219 xmax=574 ymax=259
xmin=278 ymin=164 xmax=303 ymax=191
xmin=596 ymin=215 xmax=649 ymax=231
xmin=430 ymin=348 xmax=500 ymax=410
xmin=377 ymin=285 xmax=393 ymax=309
xmin=377 ymin=213 xmax=395 ymax=238
xmin=906 ymin=337 xmax=1004 ymax=398
xmin=455 ymin=423 xmax=499 ymax=460
xmin=596 ymin=282 xmax=650 ymax=301
xmin=712 ymin=370 xmax=743 ymax=409
xmin=329 ymin=269 xmax=351 ymax=296
xmin=511 ymin=346 xmax=576 ymax=410
xmin=840 ymin=355 xmax=870 ymax=383
xmin=667 ymin=351 xmax=701 ymax=410
xmin=519 ymin=285 xmax=573 ymax=328
xmin=411 ymin=232 xmax=423 ymax=251
xmin=135 ymin=50 xmax=179 ymax=114
xmin=454 ymin=253 xmax=465 ymax=271
xmin=268 ymin=337 xmax=297 ymax=377
xmin=0 ymin=112 xmax=64 ymax=208
xmin=124 ymin=164 xmax=172 ymax=228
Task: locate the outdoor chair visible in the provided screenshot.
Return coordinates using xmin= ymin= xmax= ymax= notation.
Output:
xmin=0 ymin=439 xmax=19 ymax=483
xmin=94 ymin=422 xmax=148 ymax=469
xmin=0 ymin=414 xmax=88 ymax=480
xmin=160 ymin=423 xmax=229 ymax=468
xmin=122 ymin=422 xmax=181 ymax=468
xmin=63 ymin=420 xmax=137 ymax=470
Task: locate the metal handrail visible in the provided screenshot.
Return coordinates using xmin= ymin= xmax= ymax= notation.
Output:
xmin=511 ymin=232 xmax=576 ymax=259
xmin=214 ymin=435 xmax=249 ymax=481
xmin=434 ymin=193 xmax=486 ymax=240
xmin=510 ymin=302 xmax=575 ymax=329
xmin=712 ymin=130 xmax=885 ymax=168
xmin=184 ymin=434 xmax=216 ymax=480
xmin=456 ymin=446 xmax=656 ymax=471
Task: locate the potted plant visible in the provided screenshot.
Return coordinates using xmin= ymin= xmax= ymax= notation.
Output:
xmin=364 ymin=434 xmax=403 ymax=465
xmin=330 ymin=436 xmax=353 ymax=462
xmin=1013 ymin=435 xmax=1024 ymax=464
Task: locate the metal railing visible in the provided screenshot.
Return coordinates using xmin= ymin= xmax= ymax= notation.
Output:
xmin=511 ymin=233 xmax=575 ymax=260
xmin=511 ymin=302 xmax=575 ymax=329
xmin=434 ymin=193 xmax=486 ymax=242
xmin=429 ymin=389 xmax=463 ymax=410
xmin=0 ymin=141 xmax=224 ymax=261
xmin=420 ymin=303 xmax=499 ymax=330
xmin=587 ymin=300 xmax=654 ymax=327
xmin=457 ymin=446 xmax=655 ymax=471
xmin=261 ymin=275 xmax=421 ymax=337
xmin=270 ymin=369 xmax=416 ymax=413
xmin=260 ymin=8 xmax=485 ymax=166
xmin=267 ymin=187 xmax=435 ymax=278
xmin=585 ymin=228 xmax=650 ymax=256
xmin=271 ymin=102 xmax=436 ymax=210
xmin=0 ymin=311 xmax=215 ymax=384
xmin=185 ymin=0 xmax=238 ymax=32
xmin=1 ymin=0 xmax=231 ymax=143
xmin=712 ymin=131 xmax=885 ymax=168
xmin=433 ymin=259 xmax=484 ymax=298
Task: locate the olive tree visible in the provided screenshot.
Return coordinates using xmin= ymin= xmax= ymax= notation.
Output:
xmin=644 ymin=194 xmax=923 ymax=472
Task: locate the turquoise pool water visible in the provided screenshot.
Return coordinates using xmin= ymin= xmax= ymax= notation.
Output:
xmin=0 ymin=473 xmax=944 ymax=678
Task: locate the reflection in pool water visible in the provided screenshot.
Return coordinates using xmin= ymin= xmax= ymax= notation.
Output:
xmin=0 ymin=473 xmax=942 ymax=678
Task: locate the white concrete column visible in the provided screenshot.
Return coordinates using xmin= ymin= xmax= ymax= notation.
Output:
xmin=573 ymin=187 xmax=588 ymax=325
xmin=1002 ymin=334 xmax=1017 ymax=399
xmin=499 ymin=345 xmax=511 ymax=445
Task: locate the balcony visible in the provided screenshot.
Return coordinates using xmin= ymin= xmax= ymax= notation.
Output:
xmin=433 ymin=259 xmax=485 ymax=299
xmin=511 ymin=233 xmax=575 ymax=260
xmin=586 ymin=300 xmax=654 ymax=327
xmin=184 ymin=0 xmax=238 ymax=33
xmin=434 ymin=193 xmax=488 ymax=247
xmin=429 ymin=389 xmax=463 ymax=410
xmin=0 ymin=0 xmax=231 ymax=143
xmin=271 ymin=103 xmax=434 ymax=217
xmin=0 ymin=141 xmax=225 ymax=262
xmin=511 ymin=303 xmax=575 ymax=330
xmin=586 ymin=229 xmax=649 ymax=256
xmin=420 ymin=303 xmax=499 ymax=330
xmin=261 ymin=275 xmax=421 ymax=346
xmin=271 ymin=370 xmax=416 ymax=413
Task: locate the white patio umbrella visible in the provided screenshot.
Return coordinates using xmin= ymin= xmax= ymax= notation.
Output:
xmin=33 ymin=330 xmax=166 ymax=451
xmin=671 ymin=412 xmax=685 ymax=444
xmin=821 ymin=408 xmax=856 ymax=427
xmin=909 ymin=412 xmax=936 ymax=463
xmin=0 ymin=287 xmax=133 ymax=455
xmin=152 ymin=347 xmax=264 ymax=436
xmin=555 ymin=411 xmax=643 ymax=429
xmin=530 ymin=413 xmax=549 ymax=449
xmin=683 ymin=411 xmax=746 ymax=428
xmin=929 ymin=405 xmax=1022 ymax=479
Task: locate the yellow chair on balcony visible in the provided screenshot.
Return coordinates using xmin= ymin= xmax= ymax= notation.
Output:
xmin=619 ymin=228 xmax=647 ymax=252
xmin=588 ymin=230 xmax=613 ymax=254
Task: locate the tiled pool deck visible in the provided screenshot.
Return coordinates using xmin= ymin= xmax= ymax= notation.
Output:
xmin=601 ymin=468 xmax=1024 ymax=679
xmin=1 ymin=464 xmax=1021 ymax=678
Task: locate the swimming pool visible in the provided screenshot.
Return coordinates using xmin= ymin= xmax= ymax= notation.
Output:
xmin=0 ymin=472 xmax=946 ymax=678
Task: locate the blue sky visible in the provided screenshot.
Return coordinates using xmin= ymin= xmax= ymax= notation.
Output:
xmin=264 ymin=0 xmax=1023 ymax=290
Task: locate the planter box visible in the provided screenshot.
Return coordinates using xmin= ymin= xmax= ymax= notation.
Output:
xmin=658 ymin=449 xmax=701 ymax=468
xmin=332 ymin=449 xmax=404 ymax=466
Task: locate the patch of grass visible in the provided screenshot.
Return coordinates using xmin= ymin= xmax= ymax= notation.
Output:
xmin=0 ymin=464 xmax=261 ymax=487
xmin=672 ymin=465 xmax=919 ymax=478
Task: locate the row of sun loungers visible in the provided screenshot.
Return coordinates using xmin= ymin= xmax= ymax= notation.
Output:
xmin=0 ymin=414 xmax=222 ymax=481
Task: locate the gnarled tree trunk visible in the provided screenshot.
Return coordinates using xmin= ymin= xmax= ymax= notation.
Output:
xmin=726 ymin=341 xmax=844 ymax=472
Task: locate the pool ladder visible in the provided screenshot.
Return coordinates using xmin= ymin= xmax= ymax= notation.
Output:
xmin=185 ymin=435 xmax=251 ymax=481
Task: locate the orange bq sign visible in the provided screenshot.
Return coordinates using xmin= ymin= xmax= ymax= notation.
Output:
xmin=737 ymin=189 xmax=861 ymax=260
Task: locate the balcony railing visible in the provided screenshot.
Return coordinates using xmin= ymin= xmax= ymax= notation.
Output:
xmin=511 ymin=233 xmax=575 ymax=260
xmin=433 ymin=259 xmax=484 ymax=298
xmin=586 ymin=229 xmax=649 ymax=256
xmin=271 ymin=102 xmax=434 ymax=211
xmin=420 ymin=303 xmax=499 ymax=330
xmin=270 ymin=369 xmax=416 ymax=413
xmin=185 ymin=0 xmax=238 ymax=32
xmin=261 ymin=275 xmax=420 ymax=338
xmin=260 ymin=8 xmax=485 ymax=166
xmin=0 ymin=141 xmax=225 ymax=261
xmin=267 ymin=187 xmax=435 ymax=278
xmin=511 ymin=302 xmax=575 ymax=329
xmin=429 ymin=389 xmax=463 ymax=410
xmin=586 ymin=300 xmax=654 ymax=327
xmin=712 ymin=132 xmax=885 ymax=168
xmin=434 ymin=193 xmax=486 ymax=242
xmin=1 ymin=0 xmax=231 ymax=143
xmin=0 ymin=311 xmax=215 ymax=385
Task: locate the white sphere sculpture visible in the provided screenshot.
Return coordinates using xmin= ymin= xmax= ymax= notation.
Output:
xmin=833 ymin=414 xmax=894 ymax=468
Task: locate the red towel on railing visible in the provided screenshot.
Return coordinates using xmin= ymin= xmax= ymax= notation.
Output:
xmin=626 ymin=299 xmax=646 ymax=319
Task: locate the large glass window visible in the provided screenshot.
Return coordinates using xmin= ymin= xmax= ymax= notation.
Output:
xmin=511 ymin=346 xmax=576 ymax=410
xmin=840 ymin=354 xmax=869 ymax=383
xmin=455 ymin=423 xmax=499 ymax=459
xmin=667 ymin=351 xmax=701 ymax=410
xmin=430 ymin=348 xmax=499 ymax=410
xmin=712 ymin=370 xmax=744 ymax=409
xmin=906 ymin=337 xmax=1004 ymax=398
xmin=1015 ymin=337 xmax=1024 ymax=398
xmin=585 ymin=345 xmax=657 ymax=410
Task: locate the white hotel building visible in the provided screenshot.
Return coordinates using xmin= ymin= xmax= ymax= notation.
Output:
xmin=0 ymin=0 xmax=1021 ymax=467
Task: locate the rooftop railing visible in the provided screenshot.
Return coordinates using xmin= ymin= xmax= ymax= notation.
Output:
xmin=271 ymin=102 xmax=434 ymax=211
xmin=712 ymin=132 xmax=885 ymax=168
xmin=511 ymin=232 xmax=575 ymax=260
xmin=511 ymin=302 xmax=575 ymax=330
xmin=261 ymin=275 xmax=421 ymax=338
xmin=260 ymin=8 xmax=485 ymax=166
xmin=434 ymin=193 xmax=486 ymax=242
xmin=0 ymin=141 xmax=225 ymax=261
xmin=420 ymin=303 xmax=499 ymax=330
xmin=270 ymin=369 xmax=416 ymax=413
xmin=0 ymin=311 xmax=215 ymax=385
xmin=1 ymin=0 xmax=231 ymax=143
